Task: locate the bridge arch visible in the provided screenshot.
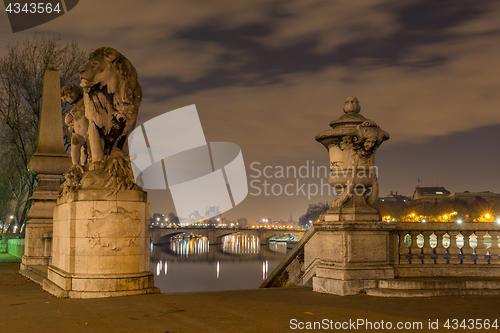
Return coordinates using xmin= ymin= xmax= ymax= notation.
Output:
xmin=150 ymin=227 xmax=305 ymax=246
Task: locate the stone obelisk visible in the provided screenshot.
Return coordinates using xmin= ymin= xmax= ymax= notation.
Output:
xmin=21 ymin=65 xmax=72 ymax=271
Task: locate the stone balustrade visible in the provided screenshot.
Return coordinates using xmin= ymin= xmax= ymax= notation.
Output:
xmin=263 ymin=221 xmax=500 ymax=289
xmin=392 ymin=222 xmax=500 ymax=278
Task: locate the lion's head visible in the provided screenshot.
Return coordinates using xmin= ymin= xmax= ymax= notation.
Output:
xmin=79 ymin=47 xmax=141 ymax=115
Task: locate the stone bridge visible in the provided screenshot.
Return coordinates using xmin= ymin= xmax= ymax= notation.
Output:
xmin=150 ymin=227 xmax=305 ymax=245
xmin=151 ymin=243 xmax=290 ymax=262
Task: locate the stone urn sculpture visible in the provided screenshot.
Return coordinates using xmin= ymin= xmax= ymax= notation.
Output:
xmin=315 ymin=97 xmax=389 ymax=221
xmin=303 ymin=97 xmax=395 ymax=296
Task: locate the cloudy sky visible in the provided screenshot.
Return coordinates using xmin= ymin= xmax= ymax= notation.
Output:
xmin=1 ymin=0 xmax=500 ymax=222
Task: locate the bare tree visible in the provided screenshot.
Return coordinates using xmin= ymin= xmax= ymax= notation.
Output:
xmin=237 ymin=217 xmax=248 ymax=228
xmin=0 ymin=154 xmax=15 ymax=233
xmin=0 ymin=33 xmax=87 ymax=234
xmin=298 ymin=202 xmax=329 ymax=227
xmin=167 ymin=212 xmax=180 ymax=225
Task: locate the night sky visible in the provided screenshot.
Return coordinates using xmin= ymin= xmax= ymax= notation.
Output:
xmin=2 ymin=0 xmax=500 ymax=222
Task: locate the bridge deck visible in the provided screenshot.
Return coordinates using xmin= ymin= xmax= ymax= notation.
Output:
xmin=1 ymin=258 xmax=498 ymax=332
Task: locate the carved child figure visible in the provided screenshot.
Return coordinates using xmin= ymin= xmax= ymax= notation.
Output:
xmin=61 ymin=83 xmax=89 ymax=165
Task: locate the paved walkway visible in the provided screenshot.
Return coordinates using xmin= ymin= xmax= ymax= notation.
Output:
xmin=1 ymin=254 xmax=500 ymax=332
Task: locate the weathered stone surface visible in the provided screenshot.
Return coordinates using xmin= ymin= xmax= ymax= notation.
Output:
xmin=315 ymin=97 xmax=389 ymax=217
xmin=44 ymin=48 xmax=157 ymax=298
xmin=304 ymin=220 xmax=396 ymax=295
xmin=22 ymin=65 xmax=71 ymax=271
xmin=47 ymin=189 xmax=157 ymax=297
xmin=28 ymin=65 xmax=72 ymax=175
xmin=303 ymin=97 xmax=394 ymax=296
xmin=79 ymin=47 xmax=141 ymax=169
xmin=61 ymin=83 xmax=88 ymax=166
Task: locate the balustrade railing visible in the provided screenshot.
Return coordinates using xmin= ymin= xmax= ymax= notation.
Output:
xmin=395 ymin=222 xmax=500 ymax=265
xmin=393 ymin=222 xmax=500 ymax=277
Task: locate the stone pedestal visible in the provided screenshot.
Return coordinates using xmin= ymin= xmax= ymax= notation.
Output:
xmin=45 ymin=188 xmax=158 ymax=298
xmin=21 ymin=175 xmax=62 ymax=269
xmin=305 ymin=218 xmax=395 ymax=296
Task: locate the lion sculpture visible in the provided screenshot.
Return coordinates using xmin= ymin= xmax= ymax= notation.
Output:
xmin=79 ymin=47 xmax=142 ymax=169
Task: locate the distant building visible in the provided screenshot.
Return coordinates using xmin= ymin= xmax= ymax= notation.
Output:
xmin=411 ymin=187 xmax=500 ymax=205
xmin=188 ymin=211 xmax=202 ymax=224
xmin=450 ymin=191 xmax=500 ymax=204
xmin=411 ymin=187 xmax=451 ymax=201
xmin=378 ymin=191 xmax=411 ymax=204
xmin=205 ymin=206 xmax=221 ymax=216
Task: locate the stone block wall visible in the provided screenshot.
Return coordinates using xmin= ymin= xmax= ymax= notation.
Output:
xmin=7 ymin=238 xmax=25 ymax=258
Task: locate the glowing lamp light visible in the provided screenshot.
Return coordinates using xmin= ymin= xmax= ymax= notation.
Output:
xmin=485 ymin=214 xmax=491 ymax=219
xmin=457 ymin=219 xmax=462 ymax=224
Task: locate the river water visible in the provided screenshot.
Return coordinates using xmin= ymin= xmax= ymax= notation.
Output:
xmin=150 ymin=234 xmax=292 ymax=293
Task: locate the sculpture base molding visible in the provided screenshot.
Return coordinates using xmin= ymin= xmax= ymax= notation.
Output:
xmin=323 ymin=195 xmax=381 ymax=222
xmin=312 ymin=264 xmax=395 ymax=296
xmin=46 ymin=188 xmax=159 ymax=298
xmin=305 ymin=217 xmax=396 ymax=296
xmin=20 ymin=218 xmax=53 ymax=269
xmin=321 ymin=212 xmax=381 ymax=222
xmin=45 ymin=266 xmax=158 ymax=298
xmin=21 ymin=175 xmax=62 ymax=270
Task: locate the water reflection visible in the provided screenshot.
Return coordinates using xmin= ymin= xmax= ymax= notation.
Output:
xmin=268 ymin=241 xmax=288 ymax=254
xmin=222 ymin=233 xmax=260 ymax=254
xmin=170 ymin=236 xmax=209 ymax=257
xmin=156 ymin=260 xmax=168 ymax=276
xmin=151 ymin=234 xmax=293 ymax=293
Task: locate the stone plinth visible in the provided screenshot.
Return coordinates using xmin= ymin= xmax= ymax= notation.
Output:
xmin=21 ymin=175 xmax=61 ymax=269
xmin=45 ymin=188 xmax=159 ymax=298
xmin=305 ymin=218 xmax=395 ymax=295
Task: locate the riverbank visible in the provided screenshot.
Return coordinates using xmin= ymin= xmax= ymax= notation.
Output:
xmin=2 ymin=254 xmax=500 ymax=332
